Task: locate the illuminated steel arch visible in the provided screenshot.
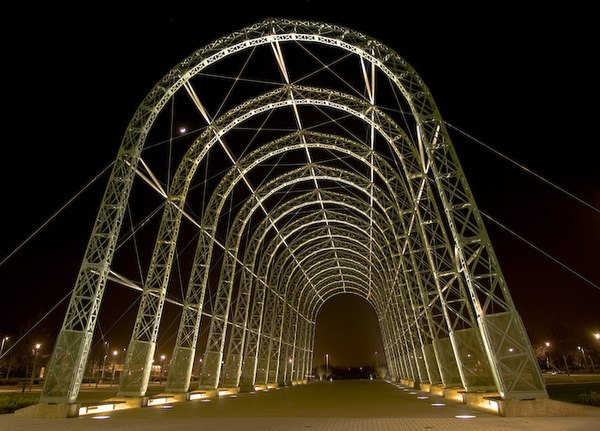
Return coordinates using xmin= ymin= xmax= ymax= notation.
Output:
xmin=41 ymin=18 xmax=547 ymax=405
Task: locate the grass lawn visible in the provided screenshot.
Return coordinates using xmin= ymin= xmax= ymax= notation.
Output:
xmin=547 ymin=382 xmax=600 ymax=406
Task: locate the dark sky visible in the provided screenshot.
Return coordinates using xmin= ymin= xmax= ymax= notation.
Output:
xmin=1 ymin=3 xmax=598 ymax=368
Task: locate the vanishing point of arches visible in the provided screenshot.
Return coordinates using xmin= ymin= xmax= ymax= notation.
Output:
xmin=40 ymin=18 xmax=547 ymax=405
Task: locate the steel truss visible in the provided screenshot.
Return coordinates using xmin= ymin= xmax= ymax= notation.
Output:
xmin=41 ymin=18 xmax=546 ymax=404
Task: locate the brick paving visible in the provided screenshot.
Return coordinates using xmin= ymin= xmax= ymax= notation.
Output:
xmin=1 ymin=379 xmax=599 ymax=430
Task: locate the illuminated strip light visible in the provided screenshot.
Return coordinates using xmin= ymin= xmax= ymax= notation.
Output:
xmin=79 ymin=402 xmax=125 ymax=416
xmin=486 ymin=399 xmax=499 ymax=413
xmin=148 ymin=396 xmax=177 ymax=406
xmin=189 ymin=392 xmax=207 ymax=400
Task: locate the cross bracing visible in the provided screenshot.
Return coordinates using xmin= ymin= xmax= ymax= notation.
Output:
xmin=40 ymin=18 xmax=547 ymax=405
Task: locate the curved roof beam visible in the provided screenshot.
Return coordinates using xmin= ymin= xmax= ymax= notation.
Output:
xmin=267 ymin=231 xmax=389 ymax=304
xmin=260 ymin=214 xmax=396 ymax=297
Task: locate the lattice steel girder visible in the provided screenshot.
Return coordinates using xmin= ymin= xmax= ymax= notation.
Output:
xmin=272 ymin=240 xmax=390 ymax=307
xmin=42 ymin=18 xmax=545 ymax=403
xmin=299 ymin=317 xmax=315 ymax=381
xmin=201 ymin=163 xmax=406 ymax=386
xmin=221 ymin=112 xmax=481 ymax=389
xmin=44 ymin=19 xmax=425 ymax=402
xmin=300 ymin=258 xmax=389 ymax=297
xmin=41 ymin=143 xmax=140 ymax=403
xmin=254 ymin=186 xmax=398 ymax=294
xmin=174 ymin=103 xmax=409 ymax=389
xmin=258 ymin=206 xmax=399 ymax=292
xmin=224 ymin=192 xmax=334 ymax=387
xmin=266 ymin=221 xmax=395 ymax=318
xmin=164 ymin=82 xmax=422 ymax=394
xmin=265 ymin=223 xmax=395 ymax=297
xmin=254 ymin=285 xmax=283 ymax=386
xmin=176 ymin=79 xmax=454 ymax=394
xmin=288 ymin=244 xmax=396 ymax=318
xmin=185 ymin=113 xmax=414 ymax=389
xmin=269 ymin=209 xmax=438 ymax=384
xmin=238 ymin=189 xmax=402 ymax=319
xmin=263 ymin=286 xmax=287 ymax=384
xmin=294 ymin=265 xmax=425 ymax=383
xmin=382 ymin=305 xmax=403 ymax=381
xmin=286 ymin=250 xmax=388 ymax=312
xmin=226 ymin=191 xmax=398 ymax=386
xmin=250 ymin=237 xmax=392 ymax=386
xmin=419 ymin=121 xmax=547 ymax=396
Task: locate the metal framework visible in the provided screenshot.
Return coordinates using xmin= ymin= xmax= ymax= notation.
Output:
xmin=40 ymin=18 xmax=547 ymax=404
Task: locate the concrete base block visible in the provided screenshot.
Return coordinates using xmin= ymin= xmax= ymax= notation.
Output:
xmin=420 ymin=383 xmax=431 ymax=393
xmin=430 ymin=384 xmax=444 ymax=396
xmin=189 ymin=389 xmax=217 ymax=399
xmin=147 ymin=393 xmax=188 ymax=405
xmin=171 ymin=393 xmax=188 ymax=402
xmin=399 ymin=379 xmax=415 ymax=388
xmin=105 ymin=396 xmax=148 ymax=408
xmin=497 ymin=398 xmax=586 ymax=417
xmin=462 ymin=392 xmax=501 ymax=413
xmin=14 ymin=403 xmax=80 ymax=418
xmin=443 ymin=387 xmax=464 ymax=402
xmin=217 ymin=387 xmax=240 ymax=396
xmin=238 ymin=384 xmax=255 ymax=393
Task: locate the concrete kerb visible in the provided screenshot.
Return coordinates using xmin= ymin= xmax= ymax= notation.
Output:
xmin=411 ymin=380 xmax=587 ymax=417
xmin=13 ymin=379 xmax=592 ymax=419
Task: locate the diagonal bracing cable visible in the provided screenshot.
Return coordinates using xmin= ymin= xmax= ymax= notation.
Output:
xmin=445 ymin=121 xmax=600 ymax=214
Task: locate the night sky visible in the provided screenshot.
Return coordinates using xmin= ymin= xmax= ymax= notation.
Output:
xmin=1 ymin=3 xmax=598 ymax=368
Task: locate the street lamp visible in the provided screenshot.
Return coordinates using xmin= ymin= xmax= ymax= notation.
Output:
xmin=0 ymin=336 xmax=8 ymax=358
xmin=594 ymin=333 xmax=600 ymax=341
xmin=29 ymin=343 xmax=41 ymax=391
xmin=100 ymin=341 xmax=109 ymax=380
xmin=545 ymin=341 xmax=552 ymax=369
xmin=111 ymin=350 xmax=118 ymax=385
xmin=577 ymin=346 xmax=589 ymax=368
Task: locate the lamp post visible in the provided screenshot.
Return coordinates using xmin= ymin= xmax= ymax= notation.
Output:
xmin=101 ymin=341 xmax=109 ymax=380
xmin=0 ymin=337 xmax=8 ymax=377
xmin=197 ymin=357 xmax=203 ymax=381
xmin=160 ymin=354 xmax=166 ymax=383
xmin=111 ymin=350 xmax=118 ymax=385
xmin=0 ymin=336 xmax=8 ymax=358
xmin=29 ymin=343 xmax=41 ymax=391
xmin=577 ymin=346 xmax=589 ymax=368
xmin=325 ymin=353 xmax=329 ymax=380
xmin=545 ymin=341 xmax=552 ymax=369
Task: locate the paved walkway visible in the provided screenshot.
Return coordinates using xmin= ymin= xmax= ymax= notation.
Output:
xmin=1 ymin=379 xmax=599 ymax=430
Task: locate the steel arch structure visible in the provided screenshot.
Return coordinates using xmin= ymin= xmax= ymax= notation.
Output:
xmin=41 ymin=18 xmax=547 ymax=405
